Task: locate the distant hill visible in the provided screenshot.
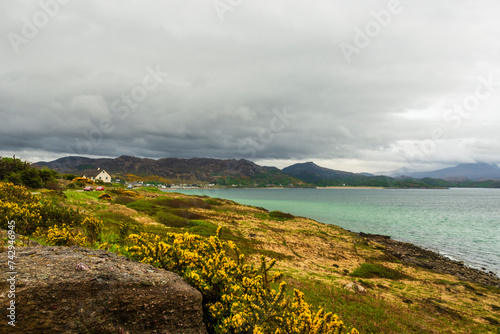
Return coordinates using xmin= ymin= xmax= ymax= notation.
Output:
xmin=282 ymin=162 xmax=454 ymax=188
xmin=401 ymin=163 xmax=500 ymax=181
xmin=35 ymin=156 xmax=305 ymax=186
xmin=282 ymin=162 xmax=369 ymax=183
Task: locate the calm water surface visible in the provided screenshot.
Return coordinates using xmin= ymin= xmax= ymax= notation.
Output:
xmin=165 ymin=188 xmax=500 ymax=276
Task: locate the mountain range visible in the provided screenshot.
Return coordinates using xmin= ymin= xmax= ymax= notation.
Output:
xmin=35 ymin=156 xmax=500 ymax=187
xmin=35 ymin=155 xmax=305 ymax=186
xmin=282 ymin=162 xmax=371 ymax=183
xmin=393 ymin=162 xmax=500 ymax=181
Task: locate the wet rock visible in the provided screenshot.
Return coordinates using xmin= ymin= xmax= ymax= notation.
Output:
xmin=360 ymin=233 xmax=500 ymax=288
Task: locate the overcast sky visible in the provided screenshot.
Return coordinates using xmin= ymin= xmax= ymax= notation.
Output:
xmin=1 ymin=0 xmax=499 ymax=173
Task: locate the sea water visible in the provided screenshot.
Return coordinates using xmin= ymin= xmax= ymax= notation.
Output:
xmin=164 ymin=188 xmax=500 ymax=276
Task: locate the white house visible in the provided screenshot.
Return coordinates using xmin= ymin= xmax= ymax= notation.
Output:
xmin=82 ymin=168 xmax=112 ymax=183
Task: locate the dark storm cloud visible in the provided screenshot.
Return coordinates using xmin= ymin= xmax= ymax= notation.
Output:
xmin=1 ymin=0 xmax=500 ymax=172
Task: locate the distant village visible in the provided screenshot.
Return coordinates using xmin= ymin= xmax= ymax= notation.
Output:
xmin=81 ymin=167 xmax=220 ymax=189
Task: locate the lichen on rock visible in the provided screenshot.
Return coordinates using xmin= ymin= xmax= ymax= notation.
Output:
xmin=0 ymin=246 xmax=207 ymax=334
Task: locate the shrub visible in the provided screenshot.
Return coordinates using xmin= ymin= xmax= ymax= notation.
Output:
xmin=0 ymin=182 xmax=34 ymax=203
xmin=38 ymin=200 xmax=83 ymax=228
xmin=0 ymin=200 xmax=43 ymax=234
xmin=20 ymin=168 xmax=42 ymax=188
xmin=156 ymin=211 xmax=188 ymax=228
xmin=126 ymin=200 xmax=157 ymax=215
xmin=187 ymin=220 xmax=218 ymax=237
xmin=0 ymin=182 xmax=84 ymax=235
xmin=0 ymin=157 xmax=57 ymax=188
xmin=45 ymin=182 xmax=62 ymax=191
xmin=81 ymin=216 xmax=104 ymax=242
xmin=125 ymin=229 xmax=358 ymax=334
xmin=170 ymin=209 xmax=205 ymax=220
xmin=118 ymin=221 xmax=131 ymax=239
xmin=350 ymin=263 xmax=410 ymax=280
xmin=269 ymin=210 xmax=295 ymax=220
xmin=113 ymin=196 xmax=137 ymax=205
xmin=72 ymin=177 xmax=93 ymax=184
xmin=97 ymin=212 xmax=137 ymax=226
xmin=34 ymin=224 xmax=87 ymax=247
xmin=108 ymin=189 xmax=142 ymax=198
xmin=64 ymin=174 xmax=80 ymax=181
xmin=154 ymin=197 xmax=211 ymax=209
xmin=41 ymin=189 xmax=66 ymax=199
xmin=98 ymin=193 xmax=112 ymax=201
xmin=204 ymin=198 xmax=223 ymax=206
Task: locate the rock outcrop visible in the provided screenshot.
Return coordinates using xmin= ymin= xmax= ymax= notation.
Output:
xmin=0 ymin=246 xmax=206 ymax=334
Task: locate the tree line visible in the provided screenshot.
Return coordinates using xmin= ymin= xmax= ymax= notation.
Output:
xmin=0 ymin=156 xmax=59 ymax=189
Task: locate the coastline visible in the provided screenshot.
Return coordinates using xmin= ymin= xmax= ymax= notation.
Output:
xmin=315 ymin=186 xmax=384 ymax=189
xmin=15 ymin=186 xmax=500 ymax=332
xmin=359 ymin=232 xmax=500 ymax=288
xmin=166 ymin=187 xmax=499 ymax=277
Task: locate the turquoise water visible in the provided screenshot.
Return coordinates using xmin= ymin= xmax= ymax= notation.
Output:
xmin=164 ymin=188 xmax=500 ymax=276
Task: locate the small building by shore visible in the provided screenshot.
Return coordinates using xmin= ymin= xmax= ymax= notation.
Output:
xmin=82 ymin=168 xmax=112 ymax=183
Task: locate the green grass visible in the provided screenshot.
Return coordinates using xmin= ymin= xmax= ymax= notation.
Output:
xmin=65 ymin=190 xmax=101 ymax=202
xmin=350 ymin=263 xmax=411 ymax=280
xmin=20 ymin=188 xmax=500 ymax=334
xmin=269 ymin=210 xmax=295 ymax=220
xmin=138 ymin=186 xmax=164 ymax=194
xmin=152 ymin=197 xmax=211 ymax=209
xmin=156 ymin=211 xmax=189 ymax=228
xmin=204 ymin=198 xmax=223 ymax=206
xmin=126 ymin=200 xmax=157 ymax=214
xmin=96 ymin=211 xmax=138 ymax=225
xmin=113 ymin=196 xmax=138 ymax=205
xmin=281 ymin=276 xmax=497 ymax=334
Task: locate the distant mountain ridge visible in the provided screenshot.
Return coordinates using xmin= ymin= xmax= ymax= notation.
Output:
xmin=35 ymin=156 xmax=304 ymax=185
xmin=398 ymin=163 xmax=500 ymax=181
xmin=282 ymin=161 xmax=500 ymax=188
xmin=282 ymin=162 xmax=372 ymax=183
xmin=35 ymin=157 xmax=500 ymax=187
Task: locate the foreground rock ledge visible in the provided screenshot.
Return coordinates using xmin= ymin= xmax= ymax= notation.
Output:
xmin=0 ymin=246 xmax=207 ymax=334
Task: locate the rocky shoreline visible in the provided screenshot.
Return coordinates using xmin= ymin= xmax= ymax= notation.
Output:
xmin=359 ymin=232 xmax=500 ymax=288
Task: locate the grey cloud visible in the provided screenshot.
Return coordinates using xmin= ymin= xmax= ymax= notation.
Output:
xmin=1 ymin=0 xmax=500 ymax=172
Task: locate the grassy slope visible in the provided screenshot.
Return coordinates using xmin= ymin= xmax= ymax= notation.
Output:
xmin=42 ymin=188 xmax=500 ymax=334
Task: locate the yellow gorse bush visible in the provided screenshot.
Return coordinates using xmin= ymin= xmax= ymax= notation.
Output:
xmin=0 ymin=182 xmax=83 ymax=234
xmin=72 ymin=177 xmax=93 ymax=184
xmin=34 ymin=224 xmax=87 ymax=247
xmin=0 ymin=182 xmax=43 ymax=233
xmin=0 ymin=182 xmax=358 ymax=332
xmin=121 ymin=190 xmax=142 ymax=198
xmin=98 ymin=193 xmax=112 ymax=201
xmin=81 ymin=216 xmax=103 ymax=242
xmin=0 ymin=200 xmax=43 ymax=230
xmin=0 ymin=182 xmax=34 ymax=203
xmin=109 ymin=188 xmax=142 ymax=198
xmin=125 ymin=227 xmax=358 ymax=334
